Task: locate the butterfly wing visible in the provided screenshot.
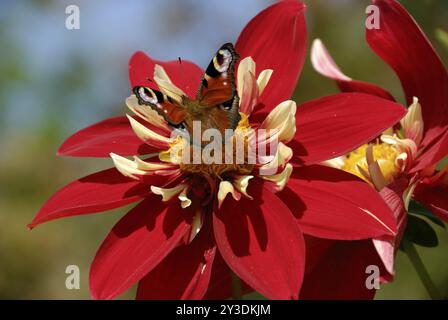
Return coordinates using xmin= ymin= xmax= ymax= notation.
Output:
xmin=197 ymin=43 xmax=241 ymax=131
xmin=133 ymin=86 xmax=187 ymax=129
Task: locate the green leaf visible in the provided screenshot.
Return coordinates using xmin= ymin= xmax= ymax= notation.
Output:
xmin=404 ymin=214 xmax=439 ymax=248
xmin=408 ymin=200 xmax=446 ymax=229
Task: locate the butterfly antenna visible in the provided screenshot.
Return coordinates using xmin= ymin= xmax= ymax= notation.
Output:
xmin=178 ymin=57 xmax=188 ymax=92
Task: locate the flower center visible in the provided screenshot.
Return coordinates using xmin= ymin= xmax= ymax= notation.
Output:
xmin=342 ymin=142 xmax=401 ymax=186
xmin=159 ymin=113 xmax=255 ymax=179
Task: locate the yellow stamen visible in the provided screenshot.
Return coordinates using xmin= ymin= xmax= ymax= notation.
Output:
xmin=160 ymin=113 xmax=255 ymax=179
xmin=342 ymin=143 xmax=401 ymax=186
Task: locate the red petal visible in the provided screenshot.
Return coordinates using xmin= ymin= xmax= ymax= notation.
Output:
xmin=311 ymin=39 xmax=394 ymax=101
xmin=90 ymin=196 xmax=194 ymax=300
xmin=412 ymin=130 xmax=448 ymax=173
xmin=301 ymin=236 xmax=382 ymax=300
xmin=414 ymin=184 xmax=448 ymax=223
xmin=29 ymin=168 xmax=149 ymax=228
xmin=203 ymin=252 xmax=253 ymax=300
xmin=58 ymin=116 xmax=156 ymax=158
xmin=291 ymin=93 xmax=406 ymax=165
xmin=367 ymin=0 xmax=448 ymax=150
xmin=129 ymin=51 xmax=203 ymax=98
xmin=277 ymin=165 xmax=397 ymax=240
xmin=213 ymin=181 xmax=305 ymax=300
xmin=235 ymin=0 xmax=307 ymax=112
xmin=373 ymin=180 xmax=408 ymax=279
xmin=136 ymin=221 xmax=216 ymax=300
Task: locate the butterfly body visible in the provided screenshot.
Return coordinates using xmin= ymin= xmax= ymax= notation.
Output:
xmin=133 ymin=43 xmax=241 ymax=141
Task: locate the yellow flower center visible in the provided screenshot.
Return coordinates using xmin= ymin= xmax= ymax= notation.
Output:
xmin=342 ymin=142 xmax=401 ymax=185
xmin=159 ymin=113 xmax=255 ymax=179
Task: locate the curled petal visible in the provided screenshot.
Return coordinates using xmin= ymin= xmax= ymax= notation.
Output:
xmin=239 ymin=70 xmax=259 ymax=116
xmin=232 ymin=175 xmax=254 ymax=199
xmin=217 ymin=181 xmax=241 ymax=208
xmin=154 ymin=64 xmax=187 ymax=103
xmin=311 ymin=39 xmax=394 ymax=101
xmin=260 ymin=100 xmax=296 ymax=143
xmin=126 ymin=95 xmax=171 ymax=134
xmin=237 ymin=57 xmax=256 ymax=95
xmin=256 ymin=69 xmax=273 ymax=96
xmin=110 ymin=153 xmax=177 ymax=181
xmin=151 ymin=183 xmax=189 ymax=205
xmin=365 ymin=145 xmax=388 ymax=191
xmin=127 ymin=115 xmax=171 ymax=149
xmin=373 ymin=181 xmax=408 ymax=278
xmin=260 ymin=163 xmax=293 ymax=193
xmin=400 ymin=97 xmax=424 ymax=146
xmin=258 ymin=142 xmax=292 ymax=174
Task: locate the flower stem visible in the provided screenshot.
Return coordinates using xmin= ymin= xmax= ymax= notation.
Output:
xmin=231 ymin=271 xmax=242 ymax=300
xmin=402 ymin=239 xmax=443 ymax=300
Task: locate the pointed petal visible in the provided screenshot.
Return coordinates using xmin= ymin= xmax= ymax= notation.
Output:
xmin=136 ymin=221 xmax=216 ymax=300
xmin=311 ymin=39 xmax=394 ymax=101
xmin=29 ymin=168 xmax=149 ymax=229
xmin=57 ymin=116 xmax=156 ymax=158
xmin=235 ymin=1 xmax=307 ymax=113
xmin=89 ymin=196 xmax=195 ymax=300
xmin=213 ymin=181 xmax=305 ymax=300
xmin=277 ymin=165 xmax=397 ymax=240
xmin=129 ymin=51 xmax=203 ymax=98
xmin=291 ymin=93 xmax=406 ymax=165
xmin=367 ymin=0 xmax=448 ymax=150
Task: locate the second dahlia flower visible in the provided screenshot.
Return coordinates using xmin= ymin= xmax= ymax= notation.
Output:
xmin=307 ymin=0 xmax=448 ymax=299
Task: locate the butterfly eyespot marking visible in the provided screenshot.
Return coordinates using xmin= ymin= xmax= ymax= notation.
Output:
xmin=213 ymin=49 xmax=232 ymax=74
xmin=137 ymin=87 xmax=158 ymax=104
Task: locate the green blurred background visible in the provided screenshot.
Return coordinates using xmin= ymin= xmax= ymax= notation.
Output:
xmin=0 ymin=0 xmax=447 ymax=299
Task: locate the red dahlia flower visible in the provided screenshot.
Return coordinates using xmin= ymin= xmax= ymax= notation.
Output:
xmin=307 ymin=0 xmax=448 ymax=299
xmin=30 ymin=0 xmax=406 ymax=300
